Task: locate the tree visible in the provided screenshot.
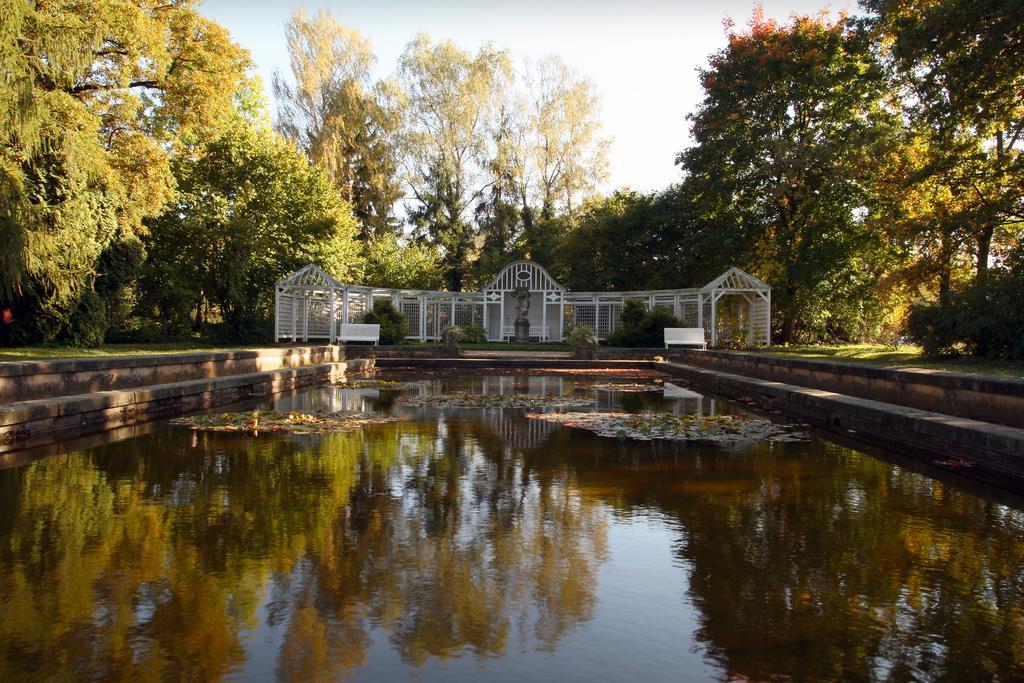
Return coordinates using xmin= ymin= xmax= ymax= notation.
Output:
xmin=0 ymin=0 xmax=249 ymax=344
xmin=863 ymin=0 xmax=1024 ymax=283
xmin=140 ymin=114 xmax=363 ymax=340
xmin=472 ymin=98 xmax=529 ymax=286
xmin=678 ymin=11 xmax=896 ymax=343
xmin=273 ymin=9 xmax=402 ymax=239
xmin=362 ymin=234 xmax=443 ymax=290
xmin=397 ymin=35 xmax=512 ymax=290
xmin=525 ymin=56 xmax=610 ymax=218
xmin=554 ymin=190 xmax=681 ymax=291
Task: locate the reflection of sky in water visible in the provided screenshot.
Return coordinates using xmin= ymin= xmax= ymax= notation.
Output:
xmin=1 ymin=373 xmax=1023 ymax=681
xmin=274 ymin=374 xmax=730 ymax=421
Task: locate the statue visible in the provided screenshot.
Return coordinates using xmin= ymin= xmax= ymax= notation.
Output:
xmin=513 ymin=285 xmax=531 ymax=342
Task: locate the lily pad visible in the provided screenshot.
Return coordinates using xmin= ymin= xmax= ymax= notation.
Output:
xmin=587 ymin=382 xmax=665 ymax=393
xmin=526 ymin=411 xmax=806 ymax=444
xmin=336 ymin=379 xmax=424 ymax=390
xmin=397 ymin=392 xmax=596 ymax=410
xmin=170 ymin=410 xmax=402 ymax=435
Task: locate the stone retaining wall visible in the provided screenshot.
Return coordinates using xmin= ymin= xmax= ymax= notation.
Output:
xmin=594 ymin=347 xmax=1024 ymax=429
xmin=0 ymin=359 xmax=372 ymax=454
xmin=659 ymin=361 xmax=1024 ymax=489
xmin=0 ymin=346 xmax=347 ymax=404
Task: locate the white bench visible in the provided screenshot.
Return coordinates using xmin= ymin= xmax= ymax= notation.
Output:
xmin=664 ymin=327 xmax=707 ymax=349
xmin=336 ymin=323 xmax=380 ymax=345
xmin=501 ymin=325 xmax=550 ymax=341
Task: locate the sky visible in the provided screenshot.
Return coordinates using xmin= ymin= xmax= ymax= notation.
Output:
xmin=199 ymin=0 xmax=858 ymax=194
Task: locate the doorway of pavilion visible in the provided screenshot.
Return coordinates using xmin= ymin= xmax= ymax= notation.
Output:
xmin=483 ymin=261 xmax=565 ymax=342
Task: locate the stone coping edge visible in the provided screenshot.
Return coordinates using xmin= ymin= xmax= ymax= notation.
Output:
xmin=0 ymin=346 xmax=342 ymax=378
xmin=660 ymin=361 xmax=1024 ymax=485
xmin=598 ymin=347 xmax=1024 ymax=395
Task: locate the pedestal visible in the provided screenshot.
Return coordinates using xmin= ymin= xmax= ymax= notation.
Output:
xmin=514 ymin=317 xmax=530 ymax=343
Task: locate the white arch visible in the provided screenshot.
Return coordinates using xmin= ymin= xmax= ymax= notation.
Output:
xmin=484 ymin=260 xmax=565 ymax=293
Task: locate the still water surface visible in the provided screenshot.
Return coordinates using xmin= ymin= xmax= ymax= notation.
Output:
xmin=1 ymin=373 xmax=1022 ymax=681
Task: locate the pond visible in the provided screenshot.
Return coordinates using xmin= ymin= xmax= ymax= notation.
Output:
xmin=1 ymin=372 xmax=1022 ymax=681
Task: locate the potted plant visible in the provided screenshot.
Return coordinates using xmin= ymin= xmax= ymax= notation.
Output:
xmin=565 ymin=324 xmax=597 ymax=360
xmin=441 ymin=326 xmax=462 ymax=358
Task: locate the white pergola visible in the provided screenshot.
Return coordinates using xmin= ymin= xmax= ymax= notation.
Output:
xmin=275 ymin=260 xmax=771 ymax=346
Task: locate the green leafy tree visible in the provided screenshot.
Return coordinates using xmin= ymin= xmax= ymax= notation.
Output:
xmin=678 ymin=11 xmax=896 ymax=343
xmin=0 ymin=0 xmax=249 ymax=343
xmin=140 ymin=114 xmax=363 ymax=340
xmin=362 ymin=234 xmax=443 ymax=290
xmin=863 ymin=0 xmax=1024 ymax=284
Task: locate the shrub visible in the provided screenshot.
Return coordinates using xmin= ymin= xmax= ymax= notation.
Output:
xmin=638 ymin=306 xmax=681 ymax=347
xmin=906 ymin=261 xmax=1024 ymax=360
xmin=362 ymin=300 xmax=408 ymax=345
xmin=607 ymin=301 xmax=680 ymax=347
xmin=906 ymin=299 xmax=966 ymax=356
xmin=461 ymin=324 xmax=487 ymax=343
xmin=63 ymin=290 xmax=109 ymax=348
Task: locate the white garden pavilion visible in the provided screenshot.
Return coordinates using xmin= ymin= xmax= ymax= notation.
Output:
xmin=274 ymin=260 xmax=771 ymax=347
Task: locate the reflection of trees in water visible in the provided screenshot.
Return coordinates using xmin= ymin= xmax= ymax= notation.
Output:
xmin=554 ymin=437 xmax=1024 ymax=679
xmin=0 ymin=418 xmax=607 ymax=680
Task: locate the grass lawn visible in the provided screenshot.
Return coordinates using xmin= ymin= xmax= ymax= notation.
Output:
xmin=0 ymin=342 xmax=264 ymax=362
xmin=760 ymin=343 xmax=1024 ymax=378
xmin=459 ymin=342 xmax=572 ymax=351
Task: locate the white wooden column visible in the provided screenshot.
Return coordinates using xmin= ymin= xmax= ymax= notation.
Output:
xmin=451 ymin=297 xmax=456 ymax=330
xmin=291 ymin=296 xmax=297 ymax=340
xmin=328 ymin=289 xmax=337 ymax=343
xmin=419 ymin=295 xmax=426 ymax=340
xmin=302 ymin=290 xmax=309 ymax=341
xmin=499 ymin=294 xmax=505 ymax=341
xmin=342 ymin=287 xmax=350 ymax=325
xmin=710 ymin=291 xmax=719 ymax=347
xmin=747 ymin=293 xmax=755 ymax=345
xmin=541 ymin=291 xmax=547 ymax=342
xmin=562 ymin=296 xmax=568 ymax=341
xmin=274 ymin=288 xmax=280 ymax=341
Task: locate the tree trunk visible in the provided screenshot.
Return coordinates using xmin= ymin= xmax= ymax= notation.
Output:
xmin=193 ymin=296 xmax=204 ymax=332
xmin=780 ymin=315 xmax=795 ymax=345
xmin=938 ymin=228 xmax=954 ymax=304
xmin=778 ymin=282 xmax=798 ymax=344
xmin=976 ymin=223 xmax=994 ymax=284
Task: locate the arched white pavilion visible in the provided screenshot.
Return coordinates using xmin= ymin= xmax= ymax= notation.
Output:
xmin=275 ymin=260 xmax=771 ymax=346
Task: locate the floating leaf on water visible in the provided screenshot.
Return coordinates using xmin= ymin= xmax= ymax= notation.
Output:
xmin=526 ymin=411 xmax=807 ymax=445
xmin=170 ymin=410 xmax=403 ymax=435
xmin=397 ymin=392 xmax=596 ymax=410
xmin=336 ymin=379 xmax=425 ymax=390
xmin=588 ymin=382 xmax=665 ymax=393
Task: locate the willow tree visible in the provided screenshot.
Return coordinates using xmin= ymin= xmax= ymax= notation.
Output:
xmin=273 ymin=9 xmax=402 ymax=239
xmin=0 ymin=0 xmax=249 ymax=343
